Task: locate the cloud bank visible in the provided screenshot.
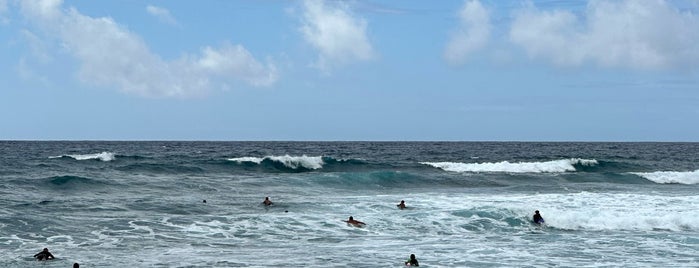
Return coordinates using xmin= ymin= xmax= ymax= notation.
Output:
xmin=444 ymin=0 xmax=491 ymax=65
xmin=509 ymin=0 xmax=699 ymax=70
xmin=146 ymin=5 xmax=177 ymax=26
xmin=300 ymin=0 xmax=374 ymax=71
xmin=19 ymin=0 xmax=277 ymax=98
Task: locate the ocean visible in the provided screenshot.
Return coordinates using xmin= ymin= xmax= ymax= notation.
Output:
xmin=0 ymin=141 xmax=697 ymax=267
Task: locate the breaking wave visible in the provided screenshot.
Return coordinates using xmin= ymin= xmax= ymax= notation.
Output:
xmin=227 ymin=155 xmax=325 ymax=170
xmin=421 ymin=158 xmax=598 ymax=173
xmin=49 ymin=152 xmax=116 ymax=162
xmin=631 ymin=170 xmax=699 ymax=185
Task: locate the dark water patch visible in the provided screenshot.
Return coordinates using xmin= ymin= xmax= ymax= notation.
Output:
xmin=116 ymin=163 xmax=205 ymax=174
xmin=38 ymin=175 xmax=109 ymax=191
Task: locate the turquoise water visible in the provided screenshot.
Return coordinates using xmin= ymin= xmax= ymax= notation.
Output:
xmin=0 ymin=141 xmax=697 ymax=267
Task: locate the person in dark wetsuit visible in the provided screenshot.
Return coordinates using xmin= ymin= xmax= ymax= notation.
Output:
xmin=397 ymin=200 xmax=406 ymax=209
xmin=405 ymin=254 xmax=419 ymax=266
xmin=533 ymin=210 xmax=545 ymax=224
xmin=34 ymin=248 xmax=54 ymax=260
xmin=262 ymin=197 xmax=273 ymax=206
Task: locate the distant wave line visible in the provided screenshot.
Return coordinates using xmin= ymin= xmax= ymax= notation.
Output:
xmin=49 ymin=152 xmax=116 ymax=162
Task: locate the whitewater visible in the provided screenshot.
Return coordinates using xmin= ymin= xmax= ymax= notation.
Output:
xmin=0 ymin=141 xmax=697 ymax=267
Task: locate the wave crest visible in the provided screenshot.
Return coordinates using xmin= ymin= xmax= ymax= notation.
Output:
xmin=227 ymin=155 xmax=324 ymax=170
xmin=421 ymin=158 xmax=598 ymax=173
xmin=49 ymin=152 xmax=116 ymax=162
xmin=631 ymin=170 xmax=699 ymax=185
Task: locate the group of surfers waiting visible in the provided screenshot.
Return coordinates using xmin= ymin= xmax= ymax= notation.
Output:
xmin=33 ymin=198 xmax=544 ymax=266
xmin=262 ymin=196 xmax=546 ymax=266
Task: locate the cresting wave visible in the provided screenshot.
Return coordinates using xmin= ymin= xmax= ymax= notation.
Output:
xmin=227 ymin=155 xmax=325 ymax=170
xmin=49 ymin=152 xmax=115 ymax=161
xmin=631 ymin=170 xmax=699 ymax=185
xmin=421 ymin=158 xmax=598 ymax=173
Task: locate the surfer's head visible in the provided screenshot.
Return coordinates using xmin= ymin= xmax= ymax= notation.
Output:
xmin=535 ymin=210 xmax=540 ymax=214
xmin=349 ymin=216 xmax=354 ymax=220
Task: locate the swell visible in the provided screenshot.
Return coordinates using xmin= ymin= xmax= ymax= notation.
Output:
xmin=36 ymin=175 xmax=111 ymax=190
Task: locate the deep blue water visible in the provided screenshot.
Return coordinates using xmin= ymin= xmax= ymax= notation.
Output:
xmin=1 ymin=141 xmax=697 ymax=267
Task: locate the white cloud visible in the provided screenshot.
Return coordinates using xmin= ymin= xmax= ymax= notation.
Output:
xmin=300 ymin=0 xmax=374 ymax=71
xmin=509 ymin=0 xmax=699 ymax=70
xmin=18 ymin=0 xmax=277 ymax=98
xmin=444 ymin=0 xmax=492 ymax=65
xmin=146 ymin=5 xmax=177 ymax=26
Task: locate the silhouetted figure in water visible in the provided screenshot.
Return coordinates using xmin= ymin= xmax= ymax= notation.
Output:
xmin=345 ymin=216 xmax=365 ymax=226
xmin=533 ymin=210 xmax=545 ymax=224
xmin=203 ymin=199 xmax=207 ymax=203
xmin=74 ymin=263 xmax=80 ymax=268
xmin=397 ymin=200 xmax=406 ymax=209
xmin=34 ymin=248 xmax=54 ymax=260
xmin=405 ymin=254 xmax=419 ymax=266
xmin=263 ymin=197 xmax=273 ymax=206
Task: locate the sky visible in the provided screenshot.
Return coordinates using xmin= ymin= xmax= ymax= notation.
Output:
xmin=1 ymin=0 xmax=699 ymax=141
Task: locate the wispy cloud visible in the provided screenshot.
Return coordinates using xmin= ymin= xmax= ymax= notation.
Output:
xmin=299 ymin=0 xmax=375 ymax=71
xmin=444 ymin=0 xmax=492 ymax=65
xmin=17 ymin=57 xmax=50 ymax=86
xmin=146 ymin=5 xmax=177 ymax=26
xmin=18 ymin=0 xmax=277 ymax=98
xmin=509 ymin=0 xmax=699 ymax=70
xmin=20 ymin=29 xmax=52 ymax=63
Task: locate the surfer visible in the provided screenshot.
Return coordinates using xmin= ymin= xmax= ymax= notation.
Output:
xmin=74 ymin=263 xmax=80 ymax=268
xmin=533 ymin=210 xmax=545 ymax=224
xmin=397 ymin=200 xmax=406 ymax=209
xmin=262 ymin=197 xmax=273 ymax=206
xmin=345 ymin=216 xmax=365 ymax=226
xmin=404 ymin=254 xmax=419 ymax=266
xmin=34 ymin=248 xmax=54 ymax=261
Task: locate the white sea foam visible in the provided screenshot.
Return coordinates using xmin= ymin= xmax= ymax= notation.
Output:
xmin=421 ymin=158 xmax=598 ymax=173
xmin=227 ymin=156 xmax=264 ymax=164
xmin=227 ymin=155 xmax=325 ymax=169
xmin=50 ymin=151 xmax=116 ymax=161
xmin=409 ymin=191 xmax=699 ymax=232
xmin=631 ymin=170 xmax=699 ymax=185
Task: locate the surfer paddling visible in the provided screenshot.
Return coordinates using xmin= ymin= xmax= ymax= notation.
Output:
xmin=345 ymin=216 xmax=365 ymax=226
xmin=34 ymin=248 xmax=55 ymax=261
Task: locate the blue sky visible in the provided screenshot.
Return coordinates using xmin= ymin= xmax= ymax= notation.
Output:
xmin=1 ymin=0 xmax=698 ymax=141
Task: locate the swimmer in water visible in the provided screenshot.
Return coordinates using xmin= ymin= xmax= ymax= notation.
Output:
xmin=263 ymin=197 xmax=273 ymax=206
xmin=404 ymin=254 xmax=419 ymax=266
xmin=397 ymin=200 xmax=406 ymax=209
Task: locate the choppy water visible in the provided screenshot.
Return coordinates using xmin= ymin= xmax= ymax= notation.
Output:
xmin=1 ymin=141 xmax=697 ymax=267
